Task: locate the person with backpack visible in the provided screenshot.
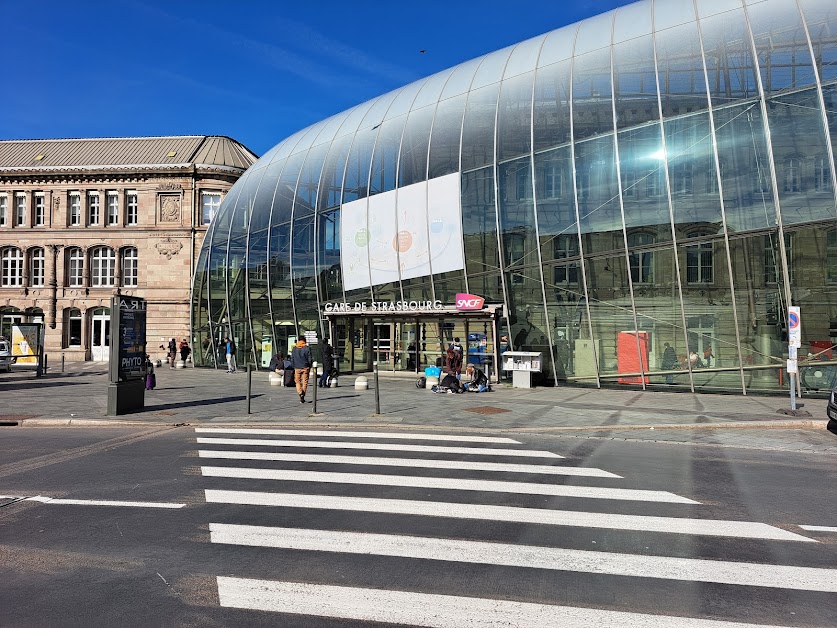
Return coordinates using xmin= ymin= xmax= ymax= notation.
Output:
xmin=291 ymin=337 xmax=313 ymax=403
xmin=179 ymin=339 xmax=191 ymax=363
xmin=224 ymin=336 xmax=237 ymax=373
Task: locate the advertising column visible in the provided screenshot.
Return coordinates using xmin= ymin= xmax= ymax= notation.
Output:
xmin=107 ymin=296 xmax=147 ymax=415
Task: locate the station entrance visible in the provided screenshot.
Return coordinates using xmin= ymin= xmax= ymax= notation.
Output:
xmin=323 ymin=308 xmax=501 ymax=382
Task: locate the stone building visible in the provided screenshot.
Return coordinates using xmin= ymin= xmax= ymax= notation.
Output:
xmin=0 ymin=135 xmax=257 ymax=362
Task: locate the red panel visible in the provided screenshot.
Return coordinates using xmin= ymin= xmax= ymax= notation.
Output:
xmin=617 ymin=331 xmax=649 ymax=385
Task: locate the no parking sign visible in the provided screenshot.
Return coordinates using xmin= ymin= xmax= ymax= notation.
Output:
xmin=788 ymin=306 xmax=801 ymax=348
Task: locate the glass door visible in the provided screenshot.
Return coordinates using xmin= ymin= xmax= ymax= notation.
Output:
xmin=91 ymin=307 xmax=110 ymax=362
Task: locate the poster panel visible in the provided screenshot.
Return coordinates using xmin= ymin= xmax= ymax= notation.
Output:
xmin=396 ymin=182 xmax=431 ymax=280
xmin=340 ymin=196 xmax=371 ymax=291
xmin=11 ymin=325 xmax=40 ymax=365
xmin=368 ymin=191 xmax=400 ymax=287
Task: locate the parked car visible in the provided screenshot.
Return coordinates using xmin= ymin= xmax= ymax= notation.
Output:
xmin=0 ymin=337 xmax=13 ymax=373
xmin=827 ymin=389 xmax=837 ymax=435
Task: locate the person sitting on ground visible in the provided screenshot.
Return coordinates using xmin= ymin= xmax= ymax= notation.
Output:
xmin=268 ymin=352 xmax=283 ymax=374
xmin=465 ymin=364 xmax=490 ymax=392
xmin=433 ymin=372 xmax=463 ymax=394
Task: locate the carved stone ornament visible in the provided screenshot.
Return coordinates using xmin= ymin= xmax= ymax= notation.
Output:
xmin=159 ymin=194 xmax=181 ymax=222
xmin=155 ymin=237 xmax=183 ymax=260
xmin=156 ymin=182 xmax=181 ymax=191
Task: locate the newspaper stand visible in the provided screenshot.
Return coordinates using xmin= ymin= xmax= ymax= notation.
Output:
xmin=502 ymin=351 xmax=543 ymax=389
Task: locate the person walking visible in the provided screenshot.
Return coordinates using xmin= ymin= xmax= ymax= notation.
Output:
xmin=661 ymin=342 xmax=677 ymax=384
xmin=319 ymin=339 xmax=333 ymax=388
xmin=179 ymin=339 xmax=191 ymax=363
xmin=144 ymin=354 xmax=156 ymax=390
xmin=224 ymin=336 xmax=237 ymax=373
xmin=291 ymin=336 xmax=313 ymax=402
xmin=166 ymin=338 xmax=177 ymax=369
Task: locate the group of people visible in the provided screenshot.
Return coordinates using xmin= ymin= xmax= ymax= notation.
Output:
xmin=433 ymin=337 xmax=490 ymax=394
xmin=267 ymin=337 xmax=335 ymax=403
xmin=161 ymin=338 xmax=192 ymax=369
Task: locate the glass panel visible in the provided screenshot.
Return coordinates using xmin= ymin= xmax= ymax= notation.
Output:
xmin=497 ymin=72 xmax=534 ymax=162
xmin=207 ymin=172 xmax=247 ymax=330
xmin=441 ymin=58 xmax=482 ymax=100
xmin=370 ymin=115 xmax=407 ymax=196
xmin=533 ymin=59 xmax=572 ymax=152
xmin=575 ymin=134 xmax=623 ymax=255
xmin=799 ymin=0 xmax=837 ymax=82
xmin=462 ymin=167 xmax=502 ymax=298
xmin=359 ymin=90 xmax=401 ymax=131
xmin=628 ymin=246 xmax=687 ymax=387
xmin=538 ymin=24 xmax=579 ymax=68
xmin=654 ymin=0 xmax=696 ymax=30
xmin=728 ymin=233 xmax=788 ymax=392
xmin=767 ymin=88 xmax=834 ymax=225
xmin=614 ymin=0 xmax=652 ymax=43
xmin=535 ymin=145 xmax=577 ymax=262
xmin=584 ymin=254 xmax=636 ymax=379
xmin=571 ymin=49 xmax=613 ymax=141
xmin=665 ymin=111 xmax=723 ymax=233
xmin=428 ymin=94 xmax=467 ymax=179
xmin=713 ymin=103 xmax=776 ymax=233
xmin=574 ymin=11 xmax=614 ymax=56
xmin=696 ymin=0 xmax=744 ymax=19
xmin=613 ymin=35 xmax=659 ymax=128
xmin=385 ymin=80 xmax=425 ymax=120
xmin=618 ymin=122 xmax=672 ymax=242
xmin=461 ymin=83 xmax=500 ymax=172
xmin=471 ymin=47 xmax=514 ymax=90
xmin=292 ymin=214 xmax=319 ymax=335
xmin=412 ymin=68 xmax=455 ymax=109
xmin=656 ymin=20 xmax=709 ymax=118
xmin=342 ymin=128 xmax=377 ymax=203
xmin=824 ymin=84 xmax=837 ymax=194
xmin=309 ymin=109 xmax=352 ymax=148
xmin=699 ymin=8 xmax=760 ymax=105
xmin=334 ymin=101 xmax=376 ymax=141
xmin=317 ymin=134 xmax=353 ymax=212
xmin=318 ymin=208 xmax=342 ymax=301
xmin=504 ymin=35 xmax=546 ymax=79
xmin=399 ymin=105 xmax=435 ymax=187
xmin=747 ymin=0 xmax=817 ymax=94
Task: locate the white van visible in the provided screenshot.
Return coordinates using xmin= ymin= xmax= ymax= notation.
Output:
xmin=0 ymin=338 xmax=13 ymax=372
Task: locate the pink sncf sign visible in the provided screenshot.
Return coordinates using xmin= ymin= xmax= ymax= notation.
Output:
xmin=455 ymin=293 xmax=485 ymax=311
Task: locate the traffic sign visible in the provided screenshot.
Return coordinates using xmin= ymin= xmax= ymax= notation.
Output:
xmin=788 ymin=306 xmax=801 ymax=348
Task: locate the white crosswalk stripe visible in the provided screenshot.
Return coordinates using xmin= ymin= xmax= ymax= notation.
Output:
xmin=195 ymin=427 xmax=823 ymax=627
xmin=197 ymin=449 xmax=620 ymax=477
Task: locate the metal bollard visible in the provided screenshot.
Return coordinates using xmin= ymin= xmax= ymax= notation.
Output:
xmin=43 ymin=354 xmax=48 ymax=374
xmin=373 ymin=361 xmax=381 ymax=414
xmin=61 ymin=353 xmax=65 ymax=373
xmin=246 ymin=364 xmax=252 ymax=414
xmin=312 ymin=361 xmax=318 ymax=413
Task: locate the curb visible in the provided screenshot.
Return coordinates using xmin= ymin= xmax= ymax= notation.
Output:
xmin=11 ymin=417 xmax=830 ymax=432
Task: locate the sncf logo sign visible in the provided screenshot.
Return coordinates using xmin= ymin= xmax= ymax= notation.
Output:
xmin=455 ymin=293 xmax=485 ymax=311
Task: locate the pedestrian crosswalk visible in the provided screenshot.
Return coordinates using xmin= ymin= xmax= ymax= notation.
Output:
xmin=195 ymin=427 xmax=834 ymax=627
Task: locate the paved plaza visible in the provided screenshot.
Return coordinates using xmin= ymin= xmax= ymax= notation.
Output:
xmin=1 ymin=363 xmax=834 ymax=454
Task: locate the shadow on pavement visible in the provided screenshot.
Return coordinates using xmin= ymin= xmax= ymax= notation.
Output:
xmin=0 ymin=380 xmax=93 ymax=391
xmin=143 ymin=394 xmax=264 ymax=411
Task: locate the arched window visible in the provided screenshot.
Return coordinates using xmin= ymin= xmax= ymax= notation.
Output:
xmin=122 ymin=247 xmax=138 ymax=287
xmin=65 ymin=308 xmax=82 ymax=347
xmin=90 ymin=247 xmax=116 ymax=287
xmin=67 ymin=247 xmax=84 ymax=287
xmin=29 ymin=247 xmax=45 ymax=287
xmin=1 ymin=247 xmax=23 ymax=287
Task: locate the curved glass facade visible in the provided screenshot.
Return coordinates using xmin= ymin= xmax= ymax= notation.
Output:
xmin=194 ymin=0 xmax=837 ymax=394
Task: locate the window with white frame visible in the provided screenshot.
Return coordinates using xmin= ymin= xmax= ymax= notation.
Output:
xmin=764 ymin=232 xmax=793 ymax=285
xmin=783 ymin=157 xmax=802 ymax=193
xmin=126 ymin=191 xmax=138 ymax=225
xmin=69 ymin=192 xmax=81 ymax=226
xmin=553 ymin=235 xmax=579 ymax=285
xmin=1 ymin=248 xmax=24 ymax=286
xmin=107 ymin=192 xmax=119 ymax=225
xmin=0 ymin=195 xmax=6 ymax=226
xmin=34 ymin=193 xmax=45 ymax=226
xmin=628 ymin=232 xmax=655 ymax=284
xmin=88 ymin=192 xmax=100 ymax=225
xmin=90 ymin=246 xmax=116 ymax=287
xmin=685 ymin=236 xmax=714 ymax=284
xmin=121 ymin=247 xmax=138 ymax=287
xmin=814 ymin=156 xmax=831 ymax=192
xmin=30 ymin=248 xmax=45 ymax=287
xmin=67 ymin=248 xmax=84 ymax=287
xmin=201 ymin=192 xmax=222 ymax=225
xmin=15 ymin=193 xmax=26 ymax=226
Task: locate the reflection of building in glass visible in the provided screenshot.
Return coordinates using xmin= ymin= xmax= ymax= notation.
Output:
xmin=194 ymin=0 xmax=837 ymax=394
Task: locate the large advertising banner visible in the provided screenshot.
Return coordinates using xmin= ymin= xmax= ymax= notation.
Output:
xmin=340 ymin=172 xmax=463 ymax=291
xmin=11 ymin=325 xmax=41 ymax=365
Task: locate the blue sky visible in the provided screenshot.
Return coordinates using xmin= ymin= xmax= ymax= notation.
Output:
xmin=2 ymin=0 xmax=635 ymax=156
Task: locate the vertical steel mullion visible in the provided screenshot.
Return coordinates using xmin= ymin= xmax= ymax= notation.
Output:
xmin=796 ymin=0 xmax=837 ymax=210
xmin=243 ymin=166 xmax=271 ymax=368
xmin=196 ymin=208 xmax=218 ymax=367
xmin=742 ymin=2 xmax=794 ymax=321
xmin=566 ymin=27 xmax=601 ymax=388
xmin=651 ymin=0 xmax=695 ymax=392
xmin=693 ymin=0 xmax=748 ymax=394
xmin=609 ymin=14 xmax=647 ymax=390
xmin=528 ymin=34 xmax=559 ymax=386
xmin=493 ymin=49 xmax=520 ymax=353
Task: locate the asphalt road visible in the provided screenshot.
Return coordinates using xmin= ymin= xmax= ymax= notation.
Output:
xmin=1 ymin=426 xmax=835 ymax=627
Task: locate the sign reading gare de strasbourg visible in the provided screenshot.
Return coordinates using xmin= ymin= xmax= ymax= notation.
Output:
xmin=322 ymin=294 xmax=486 ymax=314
